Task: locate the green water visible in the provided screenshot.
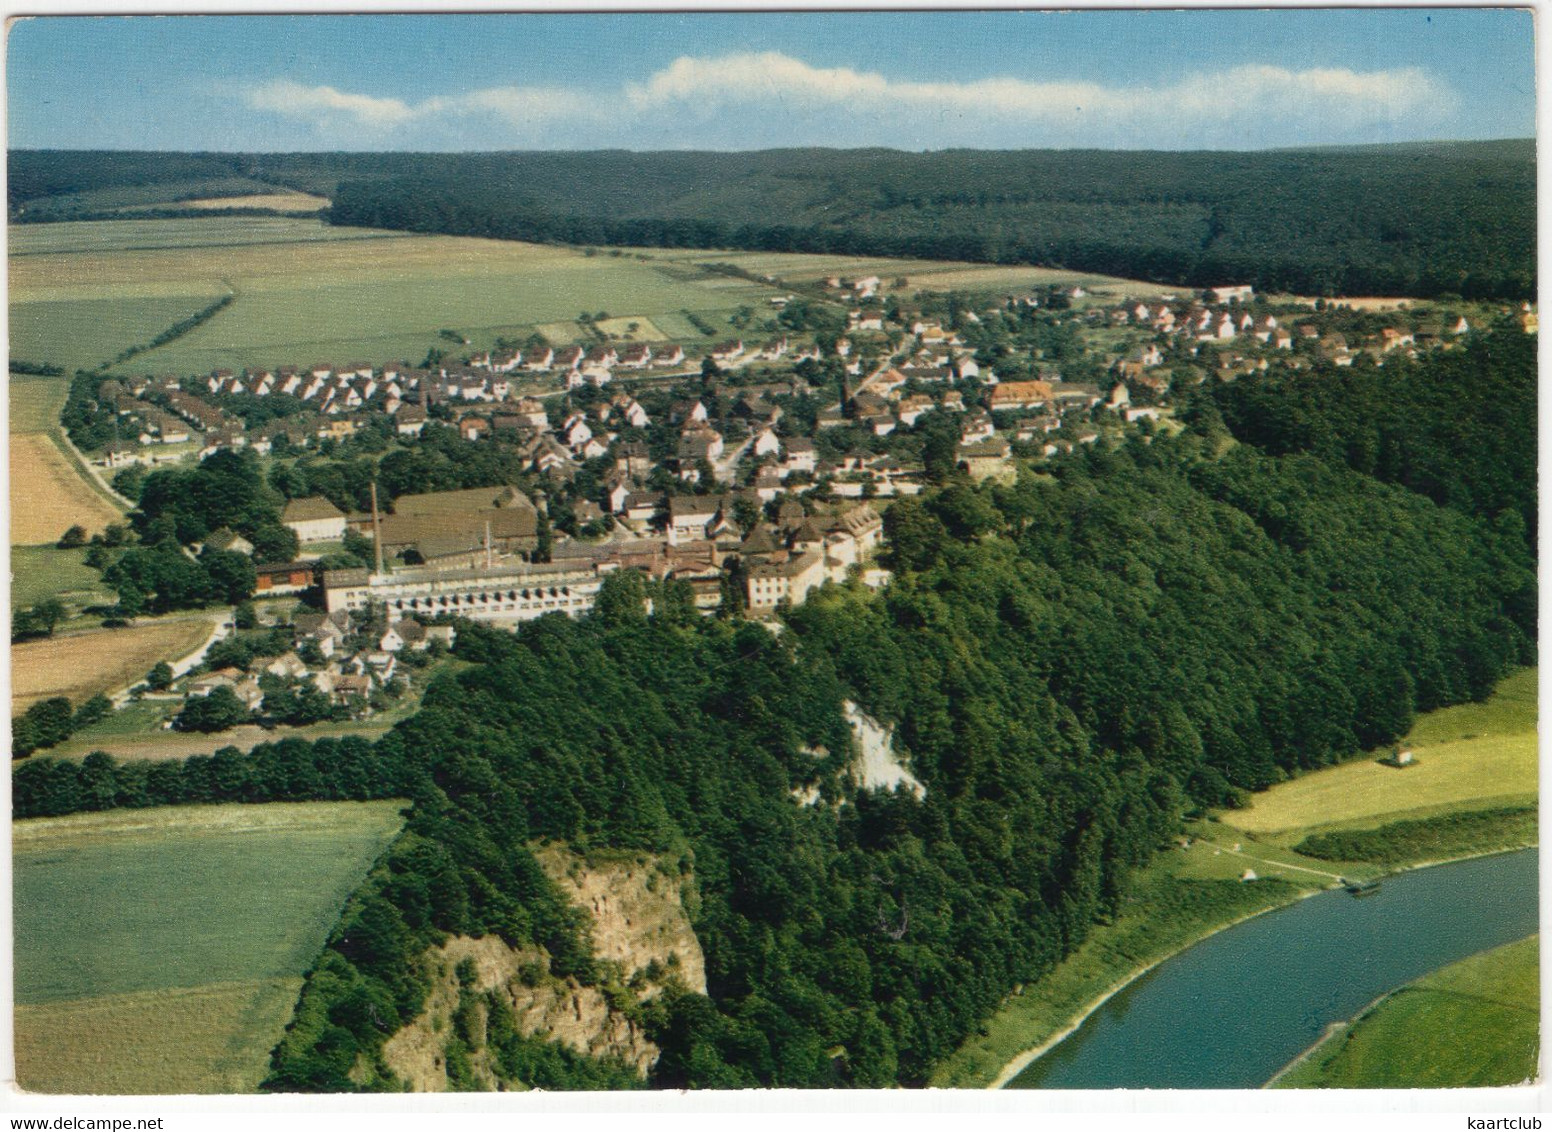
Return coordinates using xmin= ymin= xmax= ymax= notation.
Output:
xmin=1010 ymin=848 xmax=1538 ymax=1089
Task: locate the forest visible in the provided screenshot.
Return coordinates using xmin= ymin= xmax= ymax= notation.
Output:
xmin=9 ymin=142 xmax=1535 ymax=298
xmin=14 ymin=322 xmax=1536 ymax=1089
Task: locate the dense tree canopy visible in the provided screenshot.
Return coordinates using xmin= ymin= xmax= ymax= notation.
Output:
xmin=10 ymin=144 xmax=1534 ymax=299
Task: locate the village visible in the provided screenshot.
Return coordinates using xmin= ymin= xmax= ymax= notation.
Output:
xmin=73 ymin=273 xmax=1534 ymax=738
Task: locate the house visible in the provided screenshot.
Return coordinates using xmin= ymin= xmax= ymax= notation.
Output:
xmin=424 ymin=624 xmax=457 ymax=650
xmin=1209 ymin=284 xmax=1254 ymax=304
xmin=265 ymin=652 xmax=310 ymax=680
xmin=231 ymin=678 xmax=265 ymax=711
xmin=282 ymin=496 xmax=348 ymax=543
xmin=896 ymin=395 xmax=934 ymax=427
xmin=615 ymin=442 xmax=652 ymax=479
xmin=653 ymin=344 xmax=685 ymax=368
xmin=185 ymin=670 xmax=238 ymax=697
xmin=380 ymin=619 xmax=427 ymax=653
xmin=624 ymin=491 xmax=664 ymax=523
xmin=745 ymin=550 xmax=826 ymax=613
xmin=677 ymin=427 xmax=725 ymax=464
xmin=782 ymin=437 xmax=817 ymax=474
xmin=668 ymin=495 xmax=720 ymax=544
xmin=560 ymin=413 xmax=594 ymax=449
xmin=294 ymin=611 xmax=348 ymax=658
xmin=987 ymin=381 xmax=1054 ymax=412
xmin=671 ymin=400 xmax=710 ymax=426
xmin=753 ymin=468 xmax=784 ymax=502
xmin=511 ymin=397 xmax=549 ymax=430
xmin=960 ymin=411 xmax=996 ymax=445
xmin=751 ymin=427 xmax=783 ymax=458
xmin=330 ymin=673 xmax=374 ymax=705
xmin=255 ymin=561 xmax=317 ymax=595
xmin=201 ymin=527 xmax=253 ymax=556
xmin=603 ymin=479 xmax=632 ymax=514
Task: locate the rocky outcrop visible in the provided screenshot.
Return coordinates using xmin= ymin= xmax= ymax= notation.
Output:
xmin=535 ymin=846 xmax=707 ymax=996
xmin=381 ymin=849 xmax=704 ymax=1090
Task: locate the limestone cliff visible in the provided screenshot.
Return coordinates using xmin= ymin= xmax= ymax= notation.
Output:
xmin=381 ymin=849 xmax=703 ymax=1090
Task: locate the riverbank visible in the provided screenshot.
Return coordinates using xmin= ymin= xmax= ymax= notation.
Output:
xmin=933 ymin=667 xmax=1540 ymax=1090
xmin=927 ymin=852 xmax=1323 ymax=1088
xmin=1267 ymin=934 xmax=1540 ymax=1089
xmin=985 ymin=886 xmax=1322 ymax=1089
xmin=993 ymin=848 xmax=1537 ymax=1090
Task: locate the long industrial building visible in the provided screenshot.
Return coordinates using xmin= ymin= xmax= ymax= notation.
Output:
xmin=322 ymin=560 xmax=605 ymax=624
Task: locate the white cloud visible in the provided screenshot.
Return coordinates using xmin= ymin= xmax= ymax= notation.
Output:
xmin=244 ymin=80 xmax=595 ymax=133
xmin=436 ymin=86 xmax=599 ymax=126
xmin=626 ymin=52 xmax=1451 ymax=134
xmin=244 ymin=53 xmax=1455 ymax=148
xmin=247 ymin=80 xmax=415 ymax=128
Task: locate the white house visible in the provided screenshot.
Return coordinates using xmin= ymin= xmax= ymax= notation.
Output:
xmin=282 ymin=496 xmax=348 ymax=543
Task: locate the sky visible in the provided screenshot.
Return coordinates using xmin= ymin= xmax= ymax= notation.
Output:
xmin=5 ymin=9 xmax=1537 ymax=152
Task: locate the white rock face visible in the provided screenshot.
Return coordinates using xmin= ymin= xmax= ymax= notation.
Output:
xmin=844 ymin=701 xmax=926 ymax=799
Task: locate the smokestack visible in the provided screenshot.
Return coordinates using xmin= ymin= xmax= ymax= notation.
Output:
xmin=485 ymin=520 xmax=493 ymax=570
xmin=371 ymin=481 xmax=385 ymax=576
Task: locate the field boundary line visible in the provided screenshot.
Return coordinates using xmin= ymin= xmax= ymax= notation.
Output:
xmin=52 ymin=427 xmax=135 ymax=511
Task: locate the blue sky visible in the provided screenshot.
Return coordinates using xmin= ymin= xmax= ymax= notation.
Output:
xmin=7 ymin=10 xmax=1535 ymax=152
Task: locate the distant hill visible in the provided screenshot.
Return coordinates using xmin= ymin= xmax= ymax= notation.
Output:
xmin=10 ymin=142 xmax=1535 ymax=299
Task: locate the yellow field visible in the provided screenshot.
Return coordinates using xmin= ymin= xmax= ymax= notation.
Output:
xmin=1223 ymin=670 xmax=1538 ymax=837
xmin=15 ymin=978 xmax=303 ymax=1094
xmin=10 ymin=433 xmax=125 ymax=546
xmin=535 ymin=321 xmax=588 ymax=343
xmin=183 ymin=192 xmax=329 ymax=212
xmin=12 ymin=617 xmax=213 ymax=712
xmin=48 ymin=716 xmax=398 ymax=763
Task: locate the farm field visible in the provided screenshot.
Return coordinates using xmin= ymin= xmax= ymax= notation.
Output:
xmin=46 ymin=707 xmax=402 ymax=763
xmin=9 ymin=373 xmax=68 ymax=431
xmin=641 ymin=245 xmax=1180 ymax=298
xmin=13 ymin=176 xmax=305 ymax=219
xmin=179 ymin=191 xmax=330 ymax=212
xmin=14 ymin=801 xmax=407 ymax=1093
xmin=10 ymin=215 xmax=1177 ymax=379
xmin=11 ymin=616 xmax=214 ymax=713
xmin=10 ymin=293 xmax=228 ymax=374
xmin=11 ymin=545 xmax=115 ymax=611
xmin=9 ymin=432 xmax=124 ymax=545
xmin=1222 ymin=667 xmax=1538 ymax=839
xmin=1272 ymin=935 xmax=1540 ymax=1089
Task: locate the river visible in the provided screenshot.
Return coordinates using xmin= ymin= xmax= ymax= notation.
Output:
xmin=1008 ymin=848 xmax=1539 ymax=1089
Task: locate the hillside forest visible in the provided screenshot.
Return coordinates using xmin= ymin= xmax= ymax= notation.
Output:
xmin=14 ymin=325 xmax=1536 ymax=1089
xmin=9 ymin=142 xmax=1536 ymax=300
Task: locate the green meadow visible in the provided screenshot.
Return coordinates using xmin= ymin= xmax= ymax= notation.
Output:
xmin=14 ymin=801 xmax=406 ymax=1093
xmin=1273 ymin=935 xmax=1540 ymax=1089
xmin=9 ymin=214 xmax=1162 ymax=378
